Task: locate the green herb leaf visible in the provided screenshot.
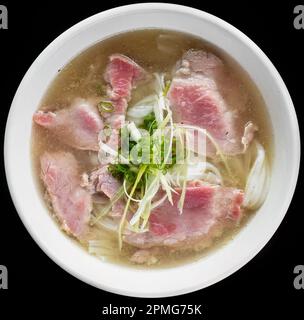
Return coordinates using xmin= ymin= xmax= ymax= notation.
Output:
xmin=140 ymin=113 xmax=157 ymax=134
xmin=163 ymin=80 xmax=171 ymax=96
xmin=108 ymin=164 xmax=140 ymax=187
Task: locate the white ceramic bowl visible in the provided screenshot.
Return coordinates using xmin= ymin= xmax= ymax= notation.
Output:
xmin=4 ymin=3 xmax=300 ymax=297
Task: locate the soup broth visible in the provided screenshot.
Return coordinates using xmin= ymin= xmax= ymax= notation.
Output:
xmin=31 ymin=29 xmax=273 ymax=267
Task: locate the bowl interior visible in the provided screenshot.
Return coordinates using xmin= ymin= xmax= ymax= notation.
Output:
xmin=4 ymin=3 xmax=300 ymax=297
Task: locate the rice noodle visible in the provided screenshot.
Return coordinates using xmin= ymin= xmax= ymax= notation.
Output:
xmin=88 ymin=239 xmax=118 ymax=258
xmin=123 ymin=180 xmax=141 ymax=203
xmin=151 ymin=194 xmax=168 ymax=209
xmin=176 ymin=123 xmax=233 ymax=177
xmin=96 ymin=218 xmax=119 ymax=232
xmin=244 ymin=142 xmax=269 ymax=209
xmin=166 ymin=161 xmax=223 ymax=187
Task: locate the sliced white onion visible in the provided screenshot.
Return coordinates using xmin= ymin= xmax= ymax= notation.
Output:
xmin=125 ymin=116 xmax=143 ymax=126
xmin=160 ymin=173 xmax=177 ymax=205
xmin=186 ymin=162 xmax=207 ymax=180
xmin=98 ymin=140 xmax=129 ymax=164
xmin=129 ymin=174 xmax=160 ymax=226
xmin=126 ymin=95 xmax=157 ymax=123
xmin=153 ymin=73 xmax=169 ymax=125
xmin=127 ymin=121 xmax=142 ymax=142
xmin=127 ymin=73 xmax=168 ymax=126
xmin=127 ymin=103 xmax=154 ymax=119
xmin=153 ymin=99 xmax=164 ymax=124
xmin=154 ymin=73 xmax=165 ymax=92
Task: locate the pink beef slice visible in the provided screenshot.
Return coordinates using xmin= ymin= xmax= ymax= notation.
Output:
xmin=168 ymin=50 xmax=252 ymax=155
xmin=124 ymin=182 xmax=243 ymax=248
xmin=87 ymin=166 xmax=121 ymax=198
xmin=84 ymin=166 xmax=124 ymax=218
xmin=104 ymin=54 xmax=146 ymax=113
xmin=33 ymin=99 xmax=103 ymax=151
xmin=100 ymin=54 xmax=146 ymax=158
xmin=41 ymin=152 xmax=92 ymax=237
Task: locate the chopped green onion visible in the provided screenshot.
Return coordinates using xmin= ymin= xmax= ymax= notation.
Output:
xmin=103 ymin=124 xmax=112 ymax=137
xmin=129 ymin=171 xmax=160 ymax=228
xmin=90 ymin=185 xmax=125 ymax=225
xmin=140 ymin=113 xmax=157 ymax=133
xmin=108 ymin=164 xmax=139 ymax=186
xmin=163 ymin=80 xmax=171 ymax=96
xmin=118 ymin=164 xmax=148 ymax=249
xmin=98 ymin=101 xmax=114 ymax=113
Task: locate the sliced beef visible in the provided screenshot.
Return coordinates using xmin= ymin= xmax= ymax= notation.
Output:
xmin=33 ymin=99 xmax=103 ymax=151
xmin=103 ymin=53 xmax=146 ymax=118
xmin=168 ymin=50 xmax=255 ymax=155
xmin=83 ymin=166 xmax=124 ymax=218
xmin=86 ymin=166 xmax=121 ymax=198
xmin=100 ymin=54 xmax=146 ymax=163
xmin=40 ymin=152 xmax=92 ymax=237
xmin=105 ymin=54 xmax=146 ymax=104
xmin=124 ymin=182 xmax=243 ymax=248
xmin=33 ymin=54 xmax=145 ymax=153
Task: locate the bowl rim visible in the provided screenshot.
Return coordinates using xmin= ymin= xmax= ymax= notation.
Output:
xmin=4 ymin=3 xmax=301 ymax=297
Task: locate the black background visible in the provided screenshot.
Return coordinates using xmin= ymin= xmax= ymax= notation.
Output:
xmin=0 ymin=1 xmax=303 ymax=318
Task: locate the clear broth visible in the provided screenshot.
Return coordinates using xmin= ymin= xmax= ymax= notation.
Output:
xmin=31 ymin=29 xmax=273 ymax=268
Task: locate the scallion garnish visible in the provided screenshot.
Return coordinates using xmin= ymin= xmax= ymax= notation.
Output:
xmin=98 ymin=101 xmax=114 ymax=113
xmin=163 ymin=80 xmax=171 ymax=96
